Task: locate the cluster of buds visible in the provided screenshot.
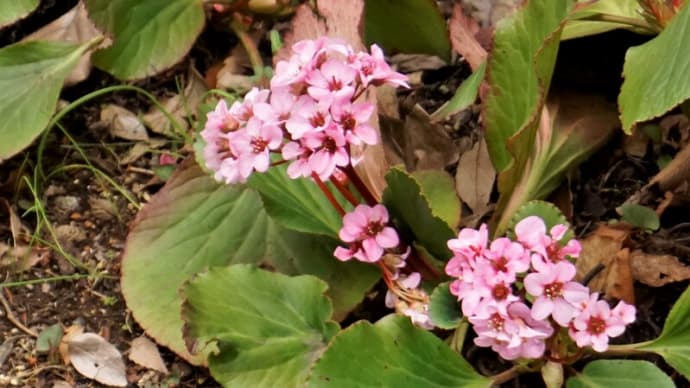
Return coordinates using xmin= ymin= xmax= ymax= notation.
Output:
xmin=445 ymin=216 xmax=636 ymax=359
xmin=201 ymin=37 xmax=408 ymax=184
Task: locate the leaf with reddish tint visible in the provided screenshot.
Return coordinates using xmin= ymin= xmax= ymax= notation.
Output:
xmin=562 ymin=0 xmax=646 ymax=40
xmin=448 ymin=2 xmax=487 ymax=70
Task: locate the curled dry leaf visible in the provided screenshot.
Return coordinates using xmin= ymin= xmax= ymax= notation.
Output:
xmin=455 ymin=138 xmax=495 ymax=214
xmin=128 ymin=336 xmax=168 ymax=374
xmin=576 ymin=224 xmax=635 ymax=303
xmin=61 ymin=329 xmax=127 ymax=387
xmin=630 ymin=249 xmax=690 ymax=287
xmin=401 ymin=104 xmax=458 ymax=171
xmin=22 ymin=1 xmax=106 ymax=85
xmin=100 ymin=104 xmax=149 ymax=142
xmin=449 ymin=2 xmax=487 ymax=70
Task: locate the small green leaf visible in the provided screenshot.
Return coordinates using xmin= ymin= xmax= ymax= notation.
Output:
xmin=248 ymin=164 xmax=349 ymax=238
xmin=308 ymin=315 xmax=490 ymax=388
xmin=617 ymin=203 xmax=660 ymax=231
xmin=0 ymin=40 xmax=94 ymax=160
xmin=383 ymin=167 xmax=455 ymax=261
xmin=364 ymin=0 xmax=451 ymax=60
xmin=430 ymin=62 xmax=486 ymax=123
xmin=85 ymin=0 xmax=205 ymax=80
xmin=183 ymin=265 xmax=339 ymax=387
xmin=507 ymin=200 xmax=570 ymax=238
xmin=619 ymin=3 xmax=690 ymax=133
xmin=429 ymin=282 xmax=462 ymax=329
xmin=482 ymin=0 xmax=574 ymax=172
xmin=36 ymin=324 xmax=63 ymax=353
xmin=562 ymin=0 xmax=646 ymax=40
xmin=638 ymin=285 xmax=690 ymax=379
xmin=0 ymin=0 xmax=39 ymax=27
xmin=566 ymin=360 xmax=674 ymax=388
xmin=412 ymin=169 xmax=461 ymax=229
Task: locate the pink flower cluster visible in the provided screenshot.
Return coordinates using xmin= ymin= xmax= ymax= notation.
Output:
xmin=334 ymin=204 xmax=399 ymax=263
xmin=445 ymin=216 xmax=636 ymax=359
xmin=201 ymin=38 xmax=408 ymax=184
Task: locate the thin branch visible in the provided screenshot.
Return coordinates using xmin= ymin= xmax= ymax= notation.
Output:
xmin=312 ymin=173 xmax=346 ymax=216
xmin=0 ymin=291 xmax=37 ymax=337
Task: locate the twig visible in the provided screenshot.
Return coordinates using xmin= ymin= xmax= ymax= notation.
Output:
xmin=0 ymin=291 xmax=37 ymax=337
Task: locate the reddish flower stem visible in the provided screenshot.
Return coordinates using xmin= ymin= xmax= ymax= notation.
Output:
xmin=269 ymin=159 xmax=288 ymax=167
xmin=312 ymin=173 xmax=346 ymax=216
xmin=329 ymin=176 xmax=360 ymax=207
xmin=343 ymin=165 xmax=378 ymax=206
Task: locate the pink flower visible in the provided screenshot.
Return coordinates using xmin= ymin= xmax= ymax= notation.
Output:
xmin=524 ymin=261 xmax=589 ymax=326
xmin=303 ymin=125 xmax=349 ymax=180
xmin=306 ymin=58 xmax=357 ymax=104
xmin=354 ymin=44 xmax=409 ymax=88
xmin=252 ymin=88 xmax=298 ymax=125
xmin=480 ymin=237 xmax=530 ymax=282
xmin=285 ymin=96 xmax=332 ymax=139
xmin=569 ymin=298 xmax=631 ymax=352
xmin=515 ymin=216 xmax=581 ymax=270
xmin=229 ymin=87 xmax=270 ymax=122
xmin=334 ymin=204 xmax=399 ymax=263
xmin=232 ymin=118 xmax=283 ymax=178
xmin=331 ymin=101 xmax=377 ymax=145
xmin=445 ymin=224 xmax=489 ymax=276
xmin=611 ymin=300 xmax=636 ymax=325
xmin=204 ymin=99 xmax=241 ymax=133
xmin=282 ymin=140 xmax=313 ymax=179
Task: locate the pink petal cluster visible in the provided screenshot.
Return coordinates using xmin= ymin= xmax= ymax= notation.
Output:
xmin=201 ymin=37 xmax=408 ymax=183
xmin=445 ymin=216 xmax=636 ymax=359
xmin=334 ymin=204 xmax=399 ymax=263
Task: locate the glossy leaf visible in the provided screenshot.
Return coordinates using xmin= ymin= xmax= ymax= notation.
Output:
xmin=0 ymin=0 xmax=39 ymax=27
xmin=638 ymin=285 xmax=690 ymax=379
xmin=482 ymin=0 xmax=574 ymax=172
xmin=183 ymin=265 xmax=339 ymax=387
xmin=122 ymin=160 xmax=377 ymax=364
xmin=308 ymin=315 xmax=490 ymax=388
xmin=412 ymin=170 xmax=461 ymax=230
xmin=431 ymin=62 xmax=486 ymax=122
xmin=562 ymin=0 xmax=646 ymax=40
xmin=566 ymin=360 xmax=673 ymax=388
xmin=429 ymin=282 xmax=462 ymax=329
xmin=364 ymin=0 xmax=451 ymax=60
xmin=0 ymin=40 xmax=94 ymax=160
xmin=619 ymin=4 xmax=690 ymax=133
xmin=382 ymin=167 xmax=455 ymax=261
xmin=85 ymin=0 xmax=205 ymax=80
xmin=248 ymin=164 xmax=349 ymax=238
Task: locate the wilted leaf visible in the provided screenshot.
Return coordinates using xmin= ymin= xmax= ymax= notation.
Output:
xmin=401 ymin=105 xmax=458 ymax=171
xmin=0 ymin=0 xmax=39 ymax=28
xmin=576 ymin=225 xmax=635 ymax=303
xmin=64 ymin=332 xmax=127 ymax=387
xmin=449 ymin=2 xmax=487 ymax=70
xmin=619 ymin=4 xmax=690 ymax=133
xmin=100 ymin=104 xmax=149 ymax=141
xmin=630 ymin=250 xmax=690 ymax=287
xmin=129 ymin=336 xmax=168 ymax=374
xmin=22 ymin=2 xmax=104 ymax=85
xmin=456 ymin=138 xmax=495 ymax=214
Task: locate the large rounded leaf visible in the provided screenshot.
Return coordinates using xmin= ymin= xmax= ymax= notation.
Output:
xmin=0 ymin=0 xmax=39 ymax=27
xmin=122 ymin=160 xmax=378 ymax=364
xmin=183 ymin=265 xmax=339 ymax=387
xmin=308 ymin=315 xmax=490 ymax=388
xmin=85 ymin=0 xmax=205 ymax=80
xmin=0 ymin=40 xmax=94 ymax=160
xmin=566 ymin=360 xmax=673 ymax=388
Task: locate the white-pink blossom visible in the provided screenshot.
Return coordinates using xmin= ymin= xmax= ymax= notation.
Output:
xmin=334 ymin=204 xmax=399 ymax=263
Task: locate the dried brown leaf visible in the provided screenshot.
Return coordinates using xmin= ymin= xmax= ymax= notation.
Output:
xmin=402 ymin=104 xmax=458 ymax=171
xmin=622 ymin=127 xmax=649 ymax=158
xmin=576 ymin=224 xmax=635 ymax=303
xmin=64 ymin=332 xmax=127 ymax=387
xmin=100 ymin=105 xmax=149 ymax=142
xmin=449 ymin=3 xmax=487 ymax=70
xmin=22 ymin=2 xmax=106 ymax=85
xmin=630 ymin=249 xmax=690 ymax=287
xmin=129 ymin=336 xmax=168 ymax=374
xmin=456 ymin=138 xmax=495 ymax=214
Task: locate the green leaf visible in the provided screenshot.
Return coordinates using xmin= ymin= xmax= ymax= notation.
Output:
xmin=507 ymin=200 xmax=569 ymax=235
xmin=0 ymin=0 xmax=39 ymax=27
xmin=638 ymin=285 xmax=690 ymax=379
xmin=429 ymin=282 xmax=462 ymax=329
xmin=412 ymin=170 xmax=461 ymax=230
xmin=382 ymin=167 xmax=455 ymax=261
xmin=36 ymin=324 xmax=63 ymax=353
xmin=566 ymin=360 xmax=674 ymax=388
xmin=482 ymin=0 xmax=574 ymax=172
xmin=308 ymin=315 xmax=490 ymax=388
xmin=364 ymin=0 xmax=451 ymax=60
xmin=431 ymin=62 xmax=486 ymax=123
xmin=248 ymin=164 xmax=349 ymax=238
xmin=85 ymin=0 xmax=205 ymax=80
xmin=617 ymin=203 xmax=660 ymax=231
xmin=122 ymin=160 xmax=378 ymax=365
xmin=562 ymin=0 xmax=646 ymax=40
xmin=183 ymin=265 xmax=339 ymax=387
xmin=0 ymin=40 xmax=94 ymax=160
xmin=619 ymin=3 xmax=690 ymax=133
